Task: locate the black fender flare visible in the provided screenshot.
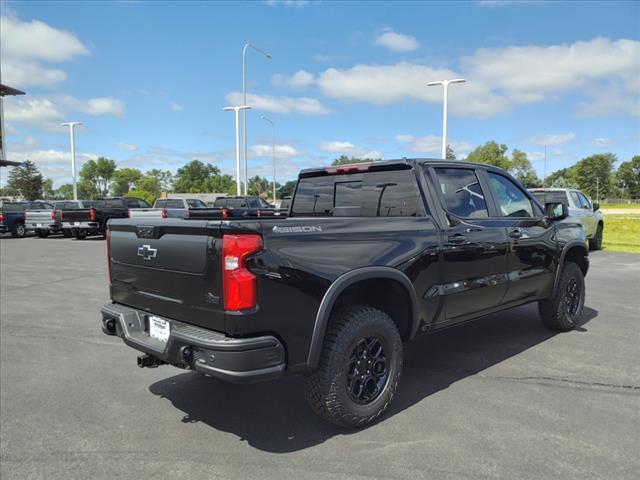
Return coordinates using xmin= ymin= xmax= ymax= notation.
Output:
xmin=306 ymin=266 xmax=419 ymax=368
xmin=554 ymin=240 xmax=589 ymax=292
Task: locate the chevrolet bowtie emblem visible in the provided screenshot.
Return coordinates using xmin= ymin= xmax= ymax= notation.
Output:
xmin=137 ymin=244 xmax=158 ymax=260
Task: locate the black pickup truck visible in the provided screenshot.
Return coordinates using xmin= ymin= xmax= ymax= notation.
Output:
xmin=101 ymin=159 xmax=588 ymax=427
xmin=62 ymin=197 xmax=151 ymax=239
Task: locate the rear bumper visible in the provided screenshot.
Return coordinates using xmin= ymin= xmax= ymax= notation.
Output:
xmin=27 ymin=223 xmax=59 ymax=231
xmin=101 ymin=303 xmax=286 ymax=383
xmin=0 ymin=225 xmax=8 ymax=233
xmin=62 ymin=222 xmax=100 ymax=229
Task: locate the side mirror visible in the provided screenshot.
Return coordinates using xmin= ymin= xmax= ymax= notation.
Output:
xmin=593 ymin=202 xmax=600 ymax=212
xmin=545 ymin=202 xmax=569 ymax=221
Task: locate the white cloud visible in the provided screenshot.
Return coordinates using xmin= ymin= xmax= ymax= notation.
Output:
xmin=272 ymin=70 xmax=315 ymax=88
xmin=169 ymin=102 xmax=184 ymax=112
xmin=395 ymin=134 xmax=474 ymax=156
xmin=590 ymin=137 xmax=614 ymax=148
xmin=4 ymin=95 xmax=126 ymax=130
xmin=250 ymin=144 xmax=300 ymax=158
xmin=373 ymin=29 xmax=420 ymax=52
xmin=275 ymin=37 xmax=639 ymax=118
xmin=319 ymin=141 xmax=382 ymax=159
xmin=5 ymin=149 xmax=97 ymax=187
xmin=225 ymin=92 xmax=329 ymax=115
xmin=313 ymin=54 xmax=348 ymax=63
xmin=528 ymin=132 xmax=576 ymax=146
xmin=0 ymin=14 xmax=89 ymax=87
xmin=117 ymin=142 xmax=139 ymax=151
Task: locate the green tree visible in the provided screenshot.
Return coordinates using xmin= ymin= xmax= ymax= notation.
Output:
xmin=111 ymin=168 xmax=143 ymax=196
xmin=80 ymin=157 xmax=117 ymax=196
xmin=3 ymin=160 xmax=43 ymax=200
xmin=277 ymin=180 xmax=296 ymax=198
xmin=247 ymin=176 xmax=272 ymax=198
xmin=203 ymin=173 xmax=236 ymax=196
xmin=145 ymin=169 xmax=174 ymax=192
xmin=78 ymin=179 xmax=99 ymax=199
xmin=331 ymin=155 xmax=378 ymax=166
xmin=41 ymin=178 xmax=55 ymax=199
xmin=173 ymin=160 xmax=221 ymax=192
xmin=466 ymin=141 xmax=511 ymax=170
xmin=617 ymin=156 xmax=640 ymax=199
xmin=55 ymin=184 xmax=74 ymax=199
xmin=509 ymin=149 xmax=541 ymax=187
xmin=573 ymin=153 xmax=615 ymax=199
xmin=445 ymin=145 xmax=456 ymax=160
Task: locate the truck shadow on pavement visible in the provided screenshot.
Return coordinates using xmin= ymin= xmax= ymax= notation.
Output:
xmin=149 ymin=304 xmax=598 ymax=453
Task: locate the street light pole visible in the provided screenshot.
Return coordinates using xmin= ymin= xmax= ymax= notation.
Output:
xmin=261 ymin=116 xmax=276 ymax=203
xmin=427 ymin=78 xmax=466 ymax=159
xmin=61 ymin=121 xmax=82 ymax=200
xmin=242 ymin=43 xmax=272 ymax=195
xmin=224 ymin=105 xmax=251 ymax=195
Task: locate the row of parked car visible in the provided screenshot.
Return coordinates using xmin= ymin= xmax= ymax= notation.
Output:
xmin=0 ymin=195 xmax=291 ymax=240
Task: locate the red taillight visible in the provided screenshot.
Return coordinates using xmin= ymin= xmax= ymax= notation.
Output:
xmin=52 ymin=210 xmax=57 ymax=221
xmin=60 ymin=211 xmax=64 ymax=221
xmin=90 ymin=208 xmax=97 ymax=221
xmin=106 ymin=229 xmax=112 ymax=284
xmin=0 ymin=212 xmax=5 ymax=222
xmin=186 ymin=209 xmax=191 ymax=219
xmin=222 ymin=208 xmax=229 ymax=219
xmin=161 ymin=208 xmax=168 ymax=219
xmin=222 ymin=234 xmax=262 ymax=311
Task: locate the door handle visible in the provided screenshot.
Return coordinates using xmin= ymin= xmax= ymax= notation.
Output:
xmin=448 ymin=234 xmax=467 ymax=244
xmin=509 ymin=228 xmax=523 ymax=239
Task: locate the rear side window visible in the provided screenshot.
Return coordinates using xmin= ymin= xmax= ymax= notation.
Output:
xmin=1 ymin=203 xmax=25 ymax=212
xmin=213 ymin=198 xmax=227 ymax=207
xmin=434 ymin=168 xmax=488 ymax=219
xmin=531 ymin=191 xmax=568 ymax=205
xmin=291 ymin=169 xmax=424 ymax=217
xmin=487 ymin=172 xmax=534 ymax=218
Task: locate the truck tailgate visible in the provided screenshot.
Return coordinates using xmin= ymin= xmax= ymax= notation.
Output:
xmin=108 ymin=219 xmax=226 ymax=332
xmin=62 ymin=209 xmax=91 ymax=223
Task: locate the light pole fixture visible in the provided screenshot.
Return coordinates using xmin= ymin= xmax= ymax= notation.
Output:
xmin=261 ymin=116 xmax=276 ymax=203
xmin=61 ymin=121 xmax=82 ymax=200
xmin=427 ymin=78 xmax=466 ymax=159
xmin=242 ymin=43 xmax=272 ymax=195
xmin=224 ymin=105 xmax=251 ymax=195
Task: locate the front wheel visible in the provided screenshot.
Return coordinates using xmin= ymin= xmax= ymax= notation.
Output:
xmin=589 ymin=223 xmax=603 ymax=251
xmin=539 ymin=262 xmax=585 ymax=331
xmin=304 ymin=305 xmax=403 ymax=428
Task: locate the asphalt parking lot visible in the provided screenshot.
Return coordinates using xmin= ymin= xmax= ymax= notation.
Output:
xmin=1 ymin=235 xmax=638 ymax=479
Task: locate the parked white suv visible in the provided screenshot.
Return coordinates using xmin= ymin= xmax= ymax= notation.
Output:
xmin=529 ymin=188 xmax=604 ymax=250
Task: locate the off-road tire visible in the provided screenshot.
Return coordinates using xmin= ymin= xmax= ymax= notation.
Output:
xmin=539 ymin=262 xmax=585 ymax=331
xmin=589 ymin=223 xmax=603 ymax=251
xmin=304 ymin=305 xmax=403 ymax=428
xmin=11 ymin=222 xmax=26 ymax=238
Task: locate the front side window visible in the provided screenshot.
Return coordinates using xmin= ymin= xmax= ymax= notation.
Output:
xmin=487 ymin=172 xmax=534 ymax=218
xmin=577 ymin=192 xmax=591 ymax=209
xmin=434 ymin=168 xmax=488 ymax=219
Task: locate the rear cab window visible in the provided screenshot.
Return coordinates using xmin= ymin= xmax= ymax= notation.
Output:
xmin=186 ymin=199 xmax=207 ymax=209
xmin=531 ymin=190 xmax=568 ymax=206
xmin=291 ymin=167 xmax=425 ymax=217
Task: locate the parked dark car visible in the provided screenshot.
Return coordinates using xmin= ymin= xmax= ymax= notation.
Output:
xmin=61 ymin=197 xmax=150 ymax=239
xmin=0 ymin=201 xmax=54 ymax=238
xmin=101 ymin=159 xmax=588 ymax=428
xmin=213 ymin=195 xmax=285 ymax=216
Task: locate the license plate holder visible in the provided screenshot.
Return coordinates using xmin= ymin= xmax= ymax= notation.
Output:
xmin=74 ymin=222 xmax=81 ymax=226
xmin=148 ymin=316 xmax=170 ymax=344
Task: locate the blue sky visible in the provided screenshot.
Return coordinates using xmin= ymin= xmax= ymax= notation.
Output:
xmin=1 ymin=0 xmax=639 ymax=188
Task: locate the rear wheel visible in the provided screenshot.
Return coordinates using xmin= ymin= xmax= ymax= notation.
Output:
xmin=36 ymin=229 xmax=50 ymax=238
xmin=74 ymin=229 xmax=87 ymax=240
xmin=11 ymin=223 xmax=26 ymax=238
xmin=539 ymin=262 xmax=585 ymax=331
xmin=589 ymin=223 xmax=603 ymax=251
xmin=304 ymin=305 xmax=403 ymax=428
